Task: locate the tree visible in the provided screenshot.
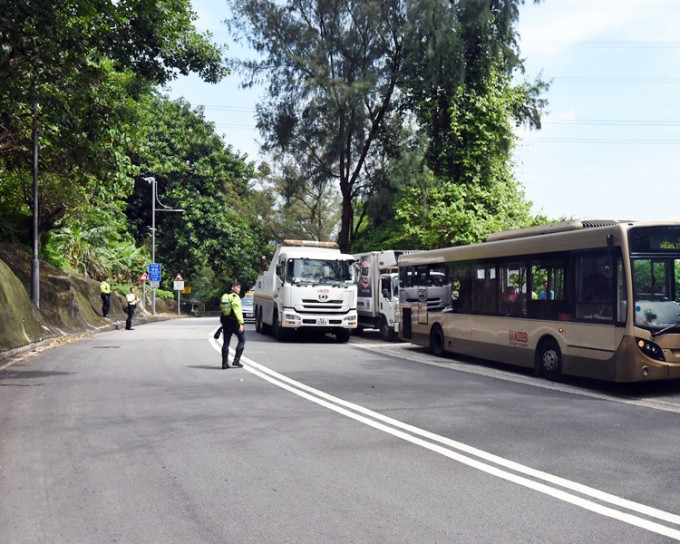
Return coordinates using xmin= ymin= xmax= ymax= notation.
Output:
xmin=0 ymin=0 xmax=228 ymax=245
xmin=126 ymin=95 xmax=266 ymax=296
xmin=227 ymin=0 xmax=410 ymax=252
xmin=387 ymin=0 xmax=549 ymax=248
xmin=227 ymin=0 xmax=547 ymax=253
xmin=393 ymin=61 xmax=548 ymax=249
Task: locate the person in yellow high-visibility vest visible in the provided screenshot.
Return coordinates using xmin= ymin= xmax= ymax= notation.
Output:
xmin=218 ymin=280 xmax=246 ymax=369
xmin=100 ymin=276 xmax=112 ymax=318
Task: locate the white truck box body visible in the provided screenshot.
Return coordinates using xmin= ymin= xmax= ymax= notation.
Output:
xmin=354 ymin=250 xmax=406 ymax=340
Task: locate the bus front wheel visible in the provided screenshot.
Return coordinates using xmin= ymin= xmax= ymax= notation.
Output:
xmin=537 ymin=339 xmax=562 ymax=379
xmin=430 ymin=325 xmax=445 ymax=357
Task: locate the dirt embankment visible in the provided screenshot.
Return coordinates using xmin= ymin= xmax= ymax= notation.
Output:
xmin=0 ymin=243 xmax=176 ymax=361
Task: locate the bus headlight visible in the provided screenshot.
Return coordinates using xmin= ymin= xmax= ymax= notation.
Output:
xmin=636 ymin=338 xmax=665 ymax=362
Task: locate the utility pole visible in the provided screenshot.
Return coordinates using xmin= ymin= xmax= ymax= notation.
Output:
xmin=145 ymin=176 xmax=184 ymax=315
xmin=31 ymin=93 xmax=40 ymax=308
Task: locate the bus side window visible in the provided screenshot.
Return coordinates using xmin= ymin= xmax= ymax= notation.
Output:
xmin=528 ymin=260 xmax=567 ymax=320
xmin=500 ymin=262 xmax=527 ymax=317
xmin=471 ymin=264 xmax=498 ymax=315
xmin=574 ymin=251 xmax=615 ymax=321
xmin=448 ymin=263 xmax=471 ymax=313
xmin=399 ymin=266 xmax=417 ymax=303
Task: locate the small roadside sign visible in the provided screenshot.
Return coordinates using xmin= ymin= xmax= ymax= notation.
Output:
xmin=150 ymin=281 xmax=160 ymax=288
xmin=174 ymin=273 xmax=184 ymax=292
xmin=139 ymin=271 xmax=149 ymax=282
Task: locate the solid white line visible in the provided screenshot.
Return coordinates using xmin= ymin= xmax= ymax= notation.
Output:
xmin=211 ymin=339 xmax=680 ymax=540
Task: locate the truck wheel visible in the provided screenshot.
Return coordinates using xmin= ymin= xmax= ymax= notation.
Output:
xmin=336 ymin=329 xmax=351 ymax=343
xmin=272 ymin=311 xmax=287 ymax=341
xmin=379 ymin=316 xmax=397 ymax=341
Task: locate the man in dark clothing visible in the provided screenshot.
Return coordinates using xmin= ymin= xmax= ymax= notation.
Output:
xmin=219 ymin=281 xmax=246 ymax=369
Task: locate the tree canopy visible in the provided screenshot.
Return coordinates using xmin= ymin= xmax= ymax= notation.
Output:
xmin=0 ymin=0 xmax=228 ymax=243
xmin=227 ymin=0 xmax=547 ymax=253
xmin=126 ymin=95 xmax=266 ymax=291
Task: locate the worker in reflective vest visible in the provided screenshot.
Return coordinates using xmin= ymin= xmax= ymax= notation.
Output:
xmin=219 ymin=280 xmax=245 ymax=369
xmin=100 ymin=276 xmax=112 ymax=318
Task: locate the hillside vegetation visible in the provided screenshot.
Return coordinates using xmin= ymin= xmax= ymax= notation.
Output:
xmin=0 ymin=244 xmax=175 ymax=358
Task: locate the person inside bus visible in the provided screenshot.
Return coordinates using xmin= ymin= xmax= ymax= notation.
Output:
xmin=539 ymin=281 xmax=554 ymax=300
xmin=505 ymin=286 xmax=521 ymax=316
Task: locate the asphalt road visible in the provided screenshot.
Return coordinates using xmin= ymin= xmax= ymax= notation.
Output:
xmin=2 ymin=318 xmax=680 ymax=543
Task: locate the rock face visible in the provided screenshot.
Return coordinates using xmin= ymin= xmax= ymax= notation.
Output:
xmin=0 ymin=243 xmax=175 ymax=355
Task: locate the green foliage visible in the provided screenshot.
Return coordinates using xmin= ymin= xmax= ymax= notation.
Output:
xmin=126 ymin=95 xmax=268 ymax=301
xmin=0 ymin=0 xmax=228 ymax=243
xmin=392 ymin=62 xmax=545 ymax=249
xmin=42 ymin=204 xmax=150 ymax=282
xmin=228 ymin=0 xmax=411 ymax=252
xmin=229 ymin=0 xmax=548 ymax=253
xmin=155 ymin=288 xmax=175 ymax=300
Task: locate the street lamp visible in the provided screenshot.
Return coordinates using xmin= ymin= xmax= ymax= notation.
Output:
xmin=144 ymin=176 xmax=184 ymax=315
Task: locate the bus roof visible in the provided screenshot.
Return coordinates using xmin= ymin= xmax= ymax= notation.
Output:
xmin=397 ymin=220 xmax=680 ymax=266
xmin=485 ymin=219 xmax=630 ymax=242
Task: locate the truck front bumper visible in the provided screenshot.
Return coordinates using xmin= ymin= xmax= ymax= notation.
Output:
xmin=281 ymin=310 xmax=358 ymax=329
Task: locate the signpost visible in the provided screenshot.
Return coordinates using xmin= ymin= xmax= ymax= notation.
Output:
xmin=148 ymin=263 xmax=161 ymax=315
xmin=174 ymin=273 xmax=184 ymax=316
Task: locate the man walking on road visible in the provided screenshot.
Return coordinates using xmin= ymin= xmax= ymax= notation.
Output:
xmin=219 ymin=280 xmax=246 ymax=369
xmin=125 ymin=287 xmax=139 ymax=330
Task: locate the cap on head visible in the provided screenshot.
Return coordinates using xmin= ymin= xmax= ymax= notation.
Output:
xmin=231 ymin=280 xmax=240 ymax=288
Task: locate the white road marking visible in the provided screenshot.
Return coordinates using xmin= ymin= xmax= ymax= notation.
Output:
xmin=212 ymin=338 xmax=680 ymax=540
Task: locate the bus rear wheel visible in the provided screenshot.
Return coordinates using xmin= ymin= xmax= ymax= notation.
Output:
xmin=430 ymin=325 xmax=445 ymax=357
xmin=537 ymin=339 xmax=562 ymax=379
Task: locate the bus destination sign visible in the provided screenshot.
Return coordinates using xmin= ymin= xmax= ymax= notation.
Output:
xmin=629 ymin=226 xmax=680 ymax=253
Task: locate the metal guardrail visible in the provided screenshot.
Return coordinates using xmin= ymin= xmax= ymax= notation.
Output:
xmin=193 ymin=310 xmax=221 ymax=318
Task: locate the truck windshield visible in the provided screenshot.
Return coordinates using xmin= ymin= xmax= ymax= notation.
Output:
xmin=286 ymin=258 xmax=355 ymax=285
xmin=632 ymin=257 xmax=680 ymax=334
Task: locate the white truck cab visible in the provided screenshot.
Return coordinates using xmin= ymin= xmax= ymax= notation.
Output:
xmin=254 ymin=240 xmax=358 ymax=342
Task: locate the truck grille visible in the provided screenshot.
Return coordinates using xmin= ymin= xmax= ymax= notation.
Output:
xmin=300 ymin=299 xmax=345 ymax=312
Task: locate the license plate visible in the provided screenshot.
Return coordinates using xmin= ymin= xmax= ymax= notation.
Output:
xmin=318 ymin=318 xmax=327 ymax=325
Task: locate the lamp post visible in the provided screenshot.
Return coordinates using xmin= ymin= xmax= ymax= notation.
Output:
xmin=145 ymin=176 xmax=184 ymax=315
xmin=31 ymin=94 xmax=40 ymax=308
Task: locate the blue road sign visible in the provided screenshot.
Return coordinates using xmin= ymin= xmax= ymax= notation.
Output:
xmin=148 ymin=263 xmax=162 ymax=282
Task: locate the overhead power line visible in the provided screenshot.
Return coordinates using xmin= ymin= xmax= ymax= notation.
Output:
xmin=523 ymin=40 xmax=680 ymax=49
xmin=519 ymin=137 xmax=680 ymax=145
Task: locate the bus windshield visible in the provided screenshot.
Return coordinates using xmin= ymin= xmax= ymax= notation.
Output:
xmin=285 ymin=258 xmax=355 ymax=286
xmin=632 ymin=257 xmax=680 ymax=332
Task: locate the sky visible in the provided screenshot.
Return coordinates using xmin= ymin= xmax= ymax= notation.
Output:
xmin=165 ymin=0 xmax=680 ymax=224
